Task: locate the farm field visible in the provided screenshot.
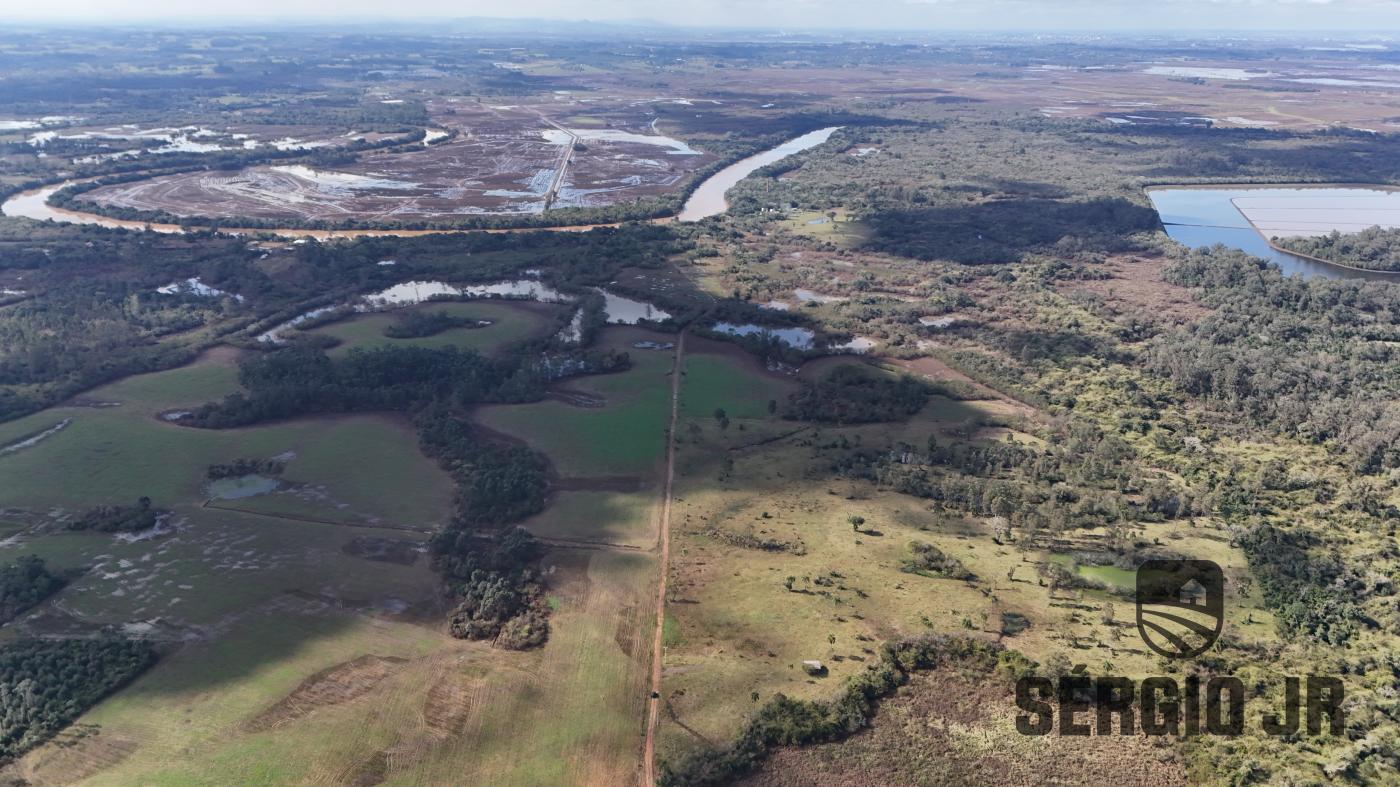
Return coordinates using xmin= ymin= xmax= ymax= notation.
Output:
xmin=18 ymin=546 xmax=659 ymax=787
xmin=777 ymin=209 xmax=869 ymax=249
xmin=522 ymin=490 xmax=657 ymax=549
xmin=475 ymin=327 xmax=677 ymax=479
xmin=0 ymin=327 xmax=671 ymax=784
xmin=0 ymin=352 xmax=453 ymax=526
xmin=677 ymin=340 xmax=800 ymax=421
xmin=306 ymin=300 xmax=564 ymax=358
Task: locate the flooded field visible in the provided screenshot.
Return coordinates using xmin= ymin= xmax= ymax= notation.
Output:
xmin=3 ymin=124 xmax=842 ymax=234
xmin=70 ymin=102 xmax=715 ymax=222
xmin=1147 ymin=185 xmax=1400 ymax=280
xmin=205 ymin=474 xmax=280 ymax=500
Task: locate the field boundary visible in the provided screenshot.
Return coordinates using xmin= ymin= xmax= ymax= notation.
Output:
xmin=201 ymin=499 xmax=434 ymax=534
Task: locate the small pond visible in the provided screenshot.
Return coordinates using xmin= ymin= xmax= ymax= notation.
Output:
xmin=710 ymin=322 xmax=817 ymax=350
xmin=597 ymin=288 xmax=672 ymax=324
xmin=205 ymin=474 xmax=280 ymax=500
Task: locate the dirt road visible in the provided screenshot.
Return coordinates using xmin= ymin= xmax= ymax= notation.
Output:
xmin=641 ymin=330 xmax=684 ymax=786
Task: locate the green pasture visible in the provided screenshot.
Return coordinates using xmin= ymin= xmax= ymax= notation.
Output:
xmin=306 ymin=301 xmax=559 ymax=358
xmin=475 ymin=329 xmax=676 ymax=478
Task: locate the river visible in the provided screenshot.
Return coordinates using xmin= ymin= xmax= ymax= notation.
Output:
xmin=677 ymin=127 xmax=842 ymax=222
xmin=1 ymin=126 xmax=844 ymax=236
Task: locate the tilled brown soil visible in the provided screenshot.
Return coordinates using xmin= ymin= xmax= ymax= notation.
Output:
xmin=243 ymin=654 xmax=410 ymax=733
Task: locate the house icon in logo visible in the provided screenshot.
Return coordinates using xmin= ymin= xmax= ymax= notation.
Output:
xmin=1178 ymin=578 xmax=1208 ymax=607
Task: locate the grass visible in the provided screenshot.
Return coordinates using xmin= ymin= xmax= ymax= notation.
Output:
xmin=522 ymin=489 xmax=656 ymax=548
xmin=306 ymin=301 xmax=560 ymax=358
xmin=0 ymin=407 xmax=450 ymax=523
xmin=663 ymin=614 xmax=682 ymax=647
xmin=2 ymin=328 xmax=668 ymax=784
xmin=49 ymin=611 xmax=443 ymax=787
xmin=474 ymin=327 xmax=676 ymax=478
xmin=0 ymin=349 xmax=453 ymax=631
xmin=0 ymin=349 xmax=453 ymax=525
xmin=778 ymin=208 xmax=870 ymax=248
xmin=390 ymin=549 xmax=657 ymax=786
xmin=679 ymin=350 xmax=796 ymax=421
xmin=656 ymin=400 xmax=1278 ymax=769
xmin=1047 ymin=554 xmax=1136 ymax=590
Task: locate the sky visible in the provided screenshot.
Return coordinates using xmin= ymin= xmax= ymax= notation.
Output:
xmin=8 ymin=0 xmax=1400 ymax=32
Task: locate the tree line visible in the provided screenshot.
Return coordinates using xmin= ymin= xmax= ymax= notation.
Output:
xmin=184 ymin=342 xmax=631 ymax=648
xmin=1274 ymin=226 xmax=1400 ymax=272
xmin=0 ymin=637 xmax=155 ymax=762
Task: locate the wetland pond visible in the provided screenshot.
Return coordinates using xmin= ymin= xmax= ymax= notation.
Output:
xmin=205 ymin=474 xmax=280 ymax=500
xmin=259 ymin=278 xmax=672 ymax=344
xmin=1048 ymin=554 xmax=1136 ymax=590
xmin=1147 ymin=185 xmax=1400 ymax=281
xmin=710 ymin=322 xmax=817 ymax=350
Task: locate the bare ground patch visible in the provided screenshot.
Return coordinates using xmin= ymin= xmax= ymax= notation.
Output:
xmin=548 ymin=387 xmax=608 ymax=408
xmin=1057 ymin=254 xmax=1210 ymax=327
xmin=2 ymin=725 xmax=137 ymax=787
xmin=243 ymin=655 xmax=410 ymax=733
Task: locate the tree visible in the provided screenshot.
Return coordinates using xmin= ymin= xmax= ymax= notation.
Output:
xmin=848 ymin=515 xmax=865 ymax=533
xmin=714 ymin=407 xmax=730 ymax=430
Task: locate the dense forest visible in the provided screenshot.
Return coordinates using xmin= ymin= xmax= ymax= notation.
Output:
xmin=0 ymin=219 xmax=687 ymax=423
xmin=1275 ymin=226 xmax=1400 ymax=272
xmin=69 ymin=498 xmax=162 ymax=533
xmin=784 ymin=365 xmax=932 ymax=424
xmin=1146 ymin=246 xmax=1400 ymax=474
xmin=835 ymin=422 xmax=1180 ymax=537
xmin=0 ymin=556 xmax=65 ymax=625
xmin=0 ymin=638 xmax=155 ymax=762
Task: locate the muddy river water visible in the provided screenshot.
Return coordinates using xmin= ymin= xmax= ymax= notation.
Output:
xmin=676 ymin=126 xmax=842 ymax=221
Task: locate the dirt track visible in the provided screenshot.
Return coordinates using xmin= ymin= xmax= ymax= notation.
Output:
xmin=641 ymin=330 xmax=684 ymax=786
